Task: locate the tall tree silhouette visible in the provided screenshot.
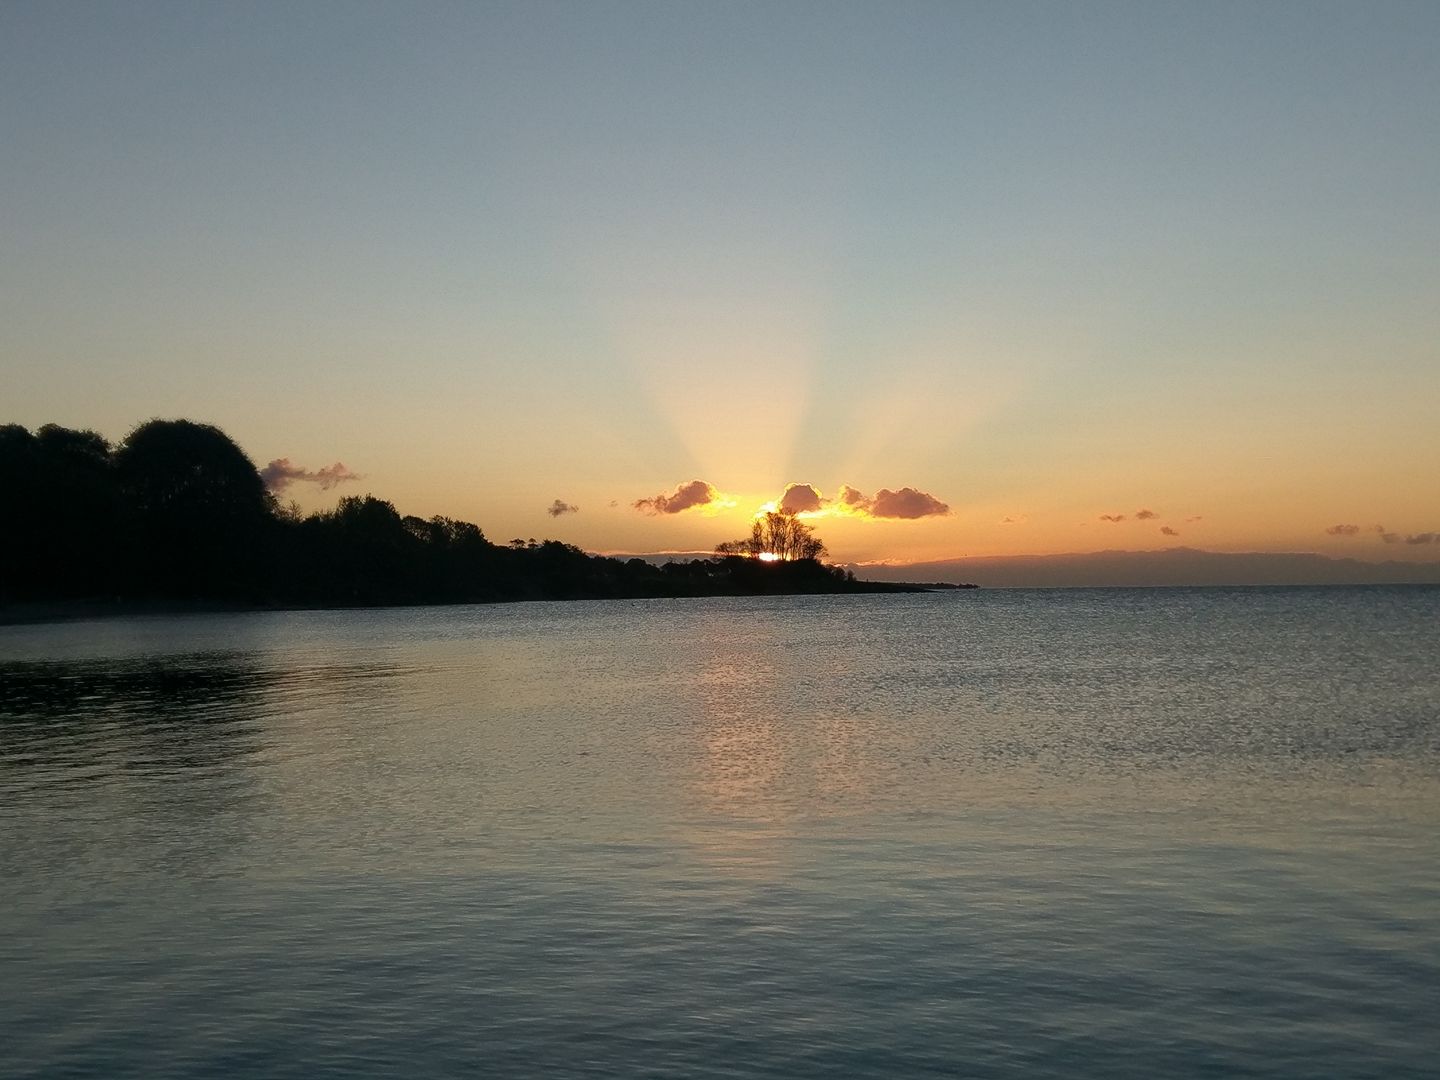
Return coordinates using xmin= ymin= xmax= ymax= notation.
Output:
xmin=114 ymin=419 xmax=275 ymax=598
xmin=0 ymin=423 xmax=120 ymax=601
xmin=35 ymin=424 xmax=119 ymax=598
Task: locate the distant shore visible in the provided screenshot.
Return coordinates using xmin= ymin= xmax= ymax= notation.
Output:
xmin=0 ymin=580 xmax=977 ymax=627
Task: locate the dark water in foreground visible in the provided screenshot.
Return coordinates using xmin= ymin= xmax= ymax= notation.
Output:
xmin=2 ymin=587 xmax=1438 ymax=1079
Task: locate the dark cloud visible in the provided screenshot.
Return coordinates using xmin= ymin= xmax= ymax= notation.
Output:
xmin=1186 ymin=516 xmax=1204 ymax=523
xmin=1160 ymin=526 xmax=1179 ymax=536
xmin=777 ymin=483 xmax=824 ymax=515
xmin=1135 ymin=509 xmax=1158 ymax=520
xmin=261 ymin=458 xmax=361 ymax=493
xmin=1362 ymin=524 xmax=1440 ymax=545
xmin=837 ymin=484 xmax=870 ymax=509
xmin=547 ymin=499 xmax=579 ymax=517
xmin=1325 ymin=524 xmax=1361 ymax=536
xmin=869 ymin=487 xmax=950 ymax=519
xmin=1099 ymin=514 xmax=1126 ymax=523
xmin=999 ymin=515 xmax=1027 ymax=525
xmin=634 ymin=479 xmax=719 ymax=515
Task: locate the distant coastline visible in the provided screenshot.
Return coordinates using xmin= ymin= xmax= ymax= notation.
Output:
xmin=850 ymin=548 xmax=1440 ymax=589
xmin=2 ymin=418 xmax=974 ymax=624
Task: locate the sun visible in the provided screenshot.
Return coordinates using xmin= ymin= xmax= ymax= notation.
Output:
xmin=756 ymin=552 xmax=782 ymax=562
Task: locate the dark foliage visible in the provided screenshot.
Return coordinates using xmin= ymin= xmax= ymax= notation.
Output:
xmin=1 ymin=418 xmax=908 ymax=610
xmin=716 ymin=511 xmax=827 ymax=560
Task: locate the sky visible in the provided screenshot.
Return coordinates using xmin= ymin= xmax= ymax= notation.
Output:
xmin=4 ymin=1 xmax=1438 ymax=572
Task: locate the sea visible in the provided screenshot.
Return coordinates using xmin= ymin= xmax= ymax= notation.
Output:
xmin=2 ymin=587 xmax=1438 ymax=1079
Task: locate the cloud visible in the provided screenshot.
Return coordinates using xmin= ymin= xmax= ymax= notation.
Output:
xmin=823 ymin=484 xmax=948 ymax=519
xmin=999 ymin=515 xmax=1028 ymax=525
xmin=547 ymin=499 xmax=579 ymax=517
xmin=1404 ymin=532 xmax=1438 ymax=545
xmin=1373 ymin=525 xmax=1401 ymax=544
xmin=1186 ymin=516 xmax=1204 ymax=523
xmin=1325 ymin=524 xmax=1361 ymax=536
xmin=1135 ymin=509 xmax=1158 ymax=520
xmin=870 ymin=487 xmax=950 ymax=519
xmin=1099 ymin=514 xmax=1126 ymax=523
xmin=261 ymin=458 xmax=361 ymax=493
xmin=777 ymin=483 xmax=824 ymax=515
xmin=1160 ymin=526 xmax=1179 ymax=536
xmin=634 ymin=479 xmax=720 ymax=515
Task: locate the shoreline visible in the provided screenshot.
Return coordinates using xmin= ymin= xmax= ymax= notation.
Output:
xmin=1 ymin=581 xmax=962 ymax=627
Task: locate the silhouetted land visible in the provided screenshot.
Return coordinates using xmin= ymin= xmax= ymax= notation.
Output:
xmin=1 ymin=419 xmax=945 ymax=621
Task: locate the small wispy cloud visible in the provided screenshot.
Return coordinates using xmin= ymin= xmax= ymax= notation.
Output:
xmin=547 ymin=499 xmax=579 ymax=517
xmin=1374 ymin=526 xmax=1439 ymax=544
xmin=634 ymin=479 xmax=721 ymax=515
xmin=261 ymin=458 xmax=361 ymax=493
xmin=1160 ymin=525 xmax=1179 ymax=537
xmin=1325 ymin=524 xmax=1361 ymax=536
xmin=999 ymin=514 xmax=1028 ymax=526
xmin=1099 ymin=513 xmax=1126 ymax=523
xmin=1135 ymin=509 xmax=1158 ymax=520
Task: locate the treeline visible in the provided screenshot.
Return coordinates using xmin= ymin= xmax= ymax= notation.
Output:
xmin=1 ymin=419 xmax=900 ymax=610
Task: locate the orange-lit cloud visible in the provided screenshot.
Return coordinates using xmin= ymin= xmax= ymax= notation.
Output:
xmin=767 ymin=482 xmax=950 ymax=520
xmin=634 ymin=479 xmax=721 ymax=515
xmin=1326 ymin=523 xmax=1361 ymax=536
xmin=1160 ymin=525 xmax=1179 ymax=536
xmin=1404 ymin=532 xmax=1437 ymax=545
xmin=1099 ymin=513 xmax=1126 ymax=523
xmin=827 ymin=485 xmax=949 ymax=519
xmin=261 ymin=458 xmax=361 ymax=493
xmin=777 ymin=483 xmax=824 ymax=515
xmin=870 ymin=487 xmax=950 ymax=519
xmin=1135 ymin=508 xmax=1158 ymax=520
xmin=547 ymin=499 xmax=579 ymax=517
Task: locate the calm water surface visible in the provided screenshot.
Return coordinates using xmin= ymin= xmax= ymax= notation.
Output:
xmin=2 ymin=587 xmax=1438 ymax=1078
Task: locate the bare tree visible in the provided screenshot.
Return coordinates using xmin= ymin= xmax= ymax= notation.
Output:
xmin=715 ymin=511 xmax=826 ymax=561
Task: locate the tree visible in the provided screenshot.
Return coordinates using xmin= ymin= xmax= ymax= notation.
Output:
xmin=113 ymin=419 xmax=276 ymax=598
xmin=715 ymin=511 xmax=827 ymax=561
xmin=115 ymin=419 xmax=273 ymax=523
xmin=33 ymin=424 xmax=120 ymax=599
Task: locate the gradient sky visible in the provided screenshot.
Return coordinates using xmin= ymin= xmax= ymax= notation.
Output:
xmin=4 ymin=1 xmax=1438 ymax=566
